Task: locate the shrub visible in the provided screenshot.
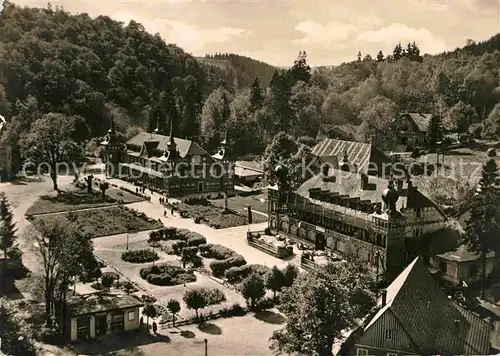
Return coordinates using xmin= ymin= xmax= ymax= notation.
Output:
xmin=176 ymin=229 xmax=191 ymax=241
xmin=172 ymin=240 xmax=187 ymax=255
xmin=121 ymin=249 xmax=159 ymax=263
xmin=225 ymin=264 xmax=270 ymax=283
xmin=198 ymin=243 xmax=212 ymax=253
xmin=255 ymin=297 xmax=275 ymax=311
xmin=230 ymin=302 xmax=246 ymax=316
xmin=140 ymin=263 xmax=196 ymax=286
xmin=186 ymin=232 xmax=207 ymax=247
xmin=205 ymin=288 xmax=226 ymax=305
xmin=200 ymin=244 xmax=236 ymax=260
xmin=148 ymin=230 xmax=161 ymax=242
xmin=162 ymin=227 xmax=178 ymax=240
xmin=210 ymin=254 xmax=247 ymax=276
xmin=191 ymin=255 xmax=203 ymax=268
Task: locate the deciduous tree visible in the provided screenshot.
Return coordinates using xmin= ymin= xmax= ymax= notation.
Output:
xmin=167 ymin=299 xmax=181 ymax=327
xmin=21 ymin=113 xmax=83 ymax=191
xmin=270 ymin=261 xmax=376 ymax=356
xmin=183 ymin=287 xmax=208 ymax=320
xmin=265 ymin=265 xmax=285 ymax=299
xmin=241 ymin=273 xmax=266 ymax=309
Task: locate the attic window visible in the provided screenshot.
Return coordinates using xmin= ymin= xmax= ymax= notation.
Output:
xmin=384 ymin=329 xmax=393 ymax=340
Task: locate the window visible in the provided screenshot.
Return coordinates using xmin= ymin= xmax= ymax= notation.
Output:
xmin=384 ymin=329 xmax=393 ymax=340
xmin=356 ymin=348 xmax=368 ymax=356
xmin=415 ymin=208 xmax=421 ymax=218
xmin=128 ymin=311 xmax=135 ymax=321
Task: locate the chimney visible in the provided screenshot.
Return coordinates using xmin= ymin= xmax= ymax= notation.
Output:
xmin=381 ymin=289 xmax=387 ymax=306
xmin=453 ymin=320 xmax=460 ymax=335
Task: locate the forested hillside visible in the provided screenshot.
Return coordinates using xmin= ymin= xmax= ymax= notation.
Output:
xmin=0 ymin=1 xmax=499 ymax=165
xmin=0 ymin=1 xmax=223 ymax=143
xmin=198 ymin=53 xmax=277 ymax=90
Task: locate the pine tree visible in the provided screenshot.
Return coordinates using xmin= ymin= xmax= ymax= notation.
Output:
xmin=463 ymin=152 xmax=500 ymax=298
xmin=393 ymin=43 xmax=403 ymax=61
xmin=250 ymin=77 xmax=263 ymax=111
xmin=0 ymin=194 xmax=17 ymax=293
xmin=376 ymin=50 xmax=384 ymax=62
xmin=427 ymin=114 xmax=443 ymax=153
xmin=289 ymin=51 xmax=311 ymax=85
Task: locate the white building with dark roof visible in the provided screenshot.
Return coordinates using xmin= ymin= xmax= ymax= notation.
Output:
xmin=101 ymin=118 xmax=234 ymax=199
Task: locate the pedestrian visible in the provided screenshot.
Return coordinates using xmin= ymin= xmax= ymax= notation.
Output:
xmin=140 ymin=316 xmax=144 ymax=326
xmin=164 ymin=210 xmax=166 ymax=217
xmin=152 ymin=321 xmax=158 ymax=334
xmin=171 ymin=207 xmax=174 ymax=215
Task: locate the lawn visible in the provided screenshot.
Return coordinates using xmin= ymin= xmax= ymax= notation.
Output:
xmin=31 ymin=206 xmax=163 ymax=238
xmin=177 ymin=200 xmax=267 ymax=229
xmin=211 ymin=194 xmax=268 ymax=214
xmin=25 ymin=189 xmax=116 ymax=216
xmin=25 ymin=186 xmax=144 ymax=216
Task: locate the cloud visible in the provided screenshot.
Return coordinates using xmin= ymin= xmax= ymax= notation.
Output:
xmin=294 ymin=20 xmax=355 ymax=46
xmin=356 ymin=23 xmax=446 ymax=54
xmin=110 ymin=12 xmax=250 ymax=54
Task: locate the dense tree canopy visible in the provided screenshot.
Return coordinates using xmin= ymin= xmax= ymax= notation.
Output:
xmin=0 ymin=1 xmax=499 ymax=164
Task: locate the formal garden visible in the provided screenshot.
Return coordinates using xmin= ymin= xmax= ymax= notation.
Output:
xmin=29 ymin=206 xmax=163 ymax=238
xmin=171 ymin=197 xmax=267 ymax=229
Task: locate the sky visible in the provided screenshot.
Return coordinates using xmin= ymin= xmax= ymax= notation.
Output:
xmin=9 ymin=0 xmax=500 ymax=67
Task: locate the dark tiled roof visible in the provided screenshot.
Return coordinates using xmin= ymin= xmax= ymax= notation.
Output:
xmin=400 ymin=113 xmax=432 ymax=133
xmin=236 ymin=160 xmax=264 ymax=172
xmin=364 ymin=258 xmax=490 ymax=355
xmin=295 ymin=169 xmax=442 ymax=216
xmin=316 ymin=123 xmax=362 ymax=141
xmin=311 ymin=138 xmax=392 ymax=176
xmin=312 ymin=139 xmax=372 ymax=174
xmin=454 ymin=302 xmax=492 ymax=355
xmin=126 ymin=132 xmax=208 ymax=158
xmin=68 ymin=293 xmax=143 ymax=316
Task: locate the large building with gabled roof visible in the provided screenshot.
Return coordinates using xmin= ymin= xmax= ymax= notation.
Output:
xmin=348 ymin=257 xmax=491 ymax=356
xmin=101 ymin=118 xmax=234 ymax=198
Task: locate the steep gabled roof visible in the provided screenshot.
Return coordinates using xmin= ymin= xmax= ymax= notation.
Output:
xmin=312 ymin=139 xmax=392 ymax=176
xmin=363 ymin=258 xmax=490 ymax=355
xmin=398 ymin=113 xmax=432 ymax=133
xmin=126 ymin=132 xmax=208 ymax=158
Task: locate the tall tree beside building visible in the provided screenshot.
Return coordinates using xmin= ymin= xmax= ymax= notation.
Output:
xmin=0 ymin=194 xmax=17 ymax=294
xmin=427 ymin=113 xmax=443 ymax=153
xmin=463 ymin=151 xmax=500 ymax=298
xmin=270 ymin=261 xmax=376 ymax=356
xmin=261 ymin=70 xmax=293 ymax=135
xmin=21 ymin=113 xmax=83 ymax=191
xmin=180 ymin=75 xmax=203 ymax=140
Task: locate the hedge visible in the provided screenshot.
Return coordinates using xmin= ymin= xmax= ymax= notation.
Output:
xmin=140 ymin=263 xmax=196 ymax=286
xmin=172 ymin=241 xmax=187 ymax=255
xmin=209 ymin=254 xmax=246 ymax=277
xmin=186 ymin=232 xmax=207 ymax=247
xmin=200 ymin=243 xmax=237 ymax=260
xmin=224 ymin=264 xmax=271 ymax=283
xmin=121 ymin=249 xmax=159 ymax=263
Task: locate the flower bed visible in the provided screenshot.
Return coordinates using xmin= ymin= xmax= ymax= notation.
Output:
xmin=139 ymin=263 xmax=196 ymax=286
xmin=121 ymin=249 xmax=159 ymax=263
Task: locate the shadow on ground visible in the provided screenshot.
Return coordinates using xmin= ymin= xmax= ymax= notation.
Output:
xmin=70 ymin=330 xmax=169 ymax=355
xmin=198 ymin=322 xmax=222 ymax=335
xmin=254 ymin=310 xmax=286 ymax=325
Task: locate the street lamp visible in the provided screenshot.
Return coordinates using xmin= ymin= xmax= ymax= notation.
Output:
xmin=204 ymin=338 xmax=208 ymax=356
